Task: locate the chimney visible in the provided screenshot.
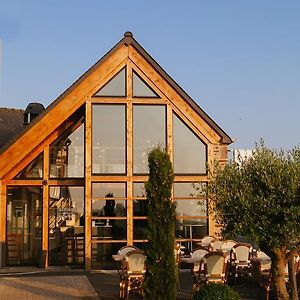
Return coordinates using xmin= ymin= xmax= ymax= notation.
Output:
xmin=23 ymin=102 xmax=45 ymax=125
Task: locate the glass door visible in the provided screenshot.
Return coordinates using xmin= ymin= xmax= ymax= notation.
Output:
xmin=6 ymin=187 xmax=42 ymax=266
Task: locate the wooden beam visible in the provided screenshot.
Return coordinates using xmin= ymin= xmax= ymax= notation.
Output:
xmin=85 ymin=98 xmax=92 ymax=270
xmin=167 ymin=105 xmax=173 ymax=162
xmin=0 ymin=181 xmax=6 ymax=243
xmin=42 ymin=146 xmax=49 ymax=267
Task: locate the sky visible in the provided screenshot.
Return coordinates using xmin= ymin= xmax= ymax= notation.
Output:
xmin=0 ymin=1 xmax=299 ymax=150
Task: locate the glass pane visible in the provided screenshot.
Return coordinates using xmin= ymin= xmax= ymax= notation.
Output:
xmin=92 ymin=183 xmax=126 ymax=217
xmin=91 ymin=220 xmax=126 ymax=240
xmin=15 ymin=153 xmax=43 ymax=179
xmin=49 ymin=187 xmax=84 ymax=266
xmin=92 ymin=242 xmax=126 ymax=269
xmin=173 ymin=114 xmax=207 ymax=174
xmin=95 ymin=68 xmax=126 ymax=97
xmin=50 ymin=119 xmax=84 ymax=178
xmin=132 ymin=71 xmax=158 ymax=97
xmin=133 ymin=105 xmax=166 ymax=173
xmin=133 ymin=219 xmax=148 ymax=239
xmin=92 ymin=105 xmax=126 ymax=174
xmin=133 ymin=183 xmax=147 ymax=216
xmin=174 ymin=183 xmax=207 ymax=217
xmin=6 ymin=187 xmax=42 ymax=266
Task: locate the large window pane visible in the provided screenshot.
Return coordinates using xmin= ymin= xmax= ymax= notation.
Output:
xmin=50 ymin=119 xmax=84 ymax=178
xmin=133 ymin=105 xmax=166 ymax=173
xmin=92 ymin=105 xmax=126 ymax=174
xmin=173 ymin=114 xmax=206 ymax=174
xmin=6 ymin=187 xmax=42 ymax=266
xmin=49 ymin=187 xmax=84 ymax=266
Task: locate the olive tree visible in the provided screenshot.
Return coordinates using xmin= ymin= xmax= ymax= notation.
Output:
xmin=207 ymin=143 xmax=300 ymax=300
xmin=144 ymin=146 xmax=177 ymax=300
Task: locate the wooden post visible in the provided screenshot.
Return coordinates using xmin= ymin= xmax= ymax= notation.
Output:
xmin=42 ymin=147 xmax=50 ymax=267
xmin=126 ymin=63 xmax=133 ymax=244
xmin=0 ymin=181 xmax=6 ymax=243
xmin=85 ymin=98 xmax=92 ymax=270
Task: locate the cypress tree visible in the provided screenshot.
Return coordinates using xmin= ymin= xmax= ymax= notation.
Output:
xmin=144 ymin=146 xmax=177 ymax=299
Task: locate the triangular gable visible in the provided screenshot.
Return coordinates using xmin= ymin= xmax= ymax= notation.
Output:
xmin=0 ymin=31 xmax=232 ymax=180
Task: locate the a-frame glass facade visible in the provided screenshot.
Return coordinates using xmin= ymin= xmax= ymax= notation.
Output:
xmin=1 ymin=38 xmax=230 ymax=270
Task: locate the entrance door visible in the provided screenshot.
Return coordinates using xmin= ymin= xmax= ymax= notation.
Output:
xmin=48 ymin=186 xmax=84 ymax=266
xmin=6 ymin=187 xmax=42 ymax=266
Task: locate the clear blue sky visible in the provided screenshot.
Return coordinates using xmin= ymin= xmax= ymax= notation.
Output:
xmin=1 ymin=1 xmax=299 ymax=150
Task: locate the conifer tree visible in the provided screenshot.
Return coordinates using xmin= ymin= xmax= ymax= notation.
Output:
xmin=144 ymin=146 xmax=177 ymax=300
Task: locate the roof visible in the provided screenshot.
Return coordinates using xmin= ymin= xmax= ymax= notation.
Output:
xmin=0 ymin=108 xmax=24 ymax=149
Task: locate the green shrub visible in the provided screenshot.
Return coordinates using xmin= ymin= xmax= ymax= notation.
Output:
xmin=192 ymin=283 xmax=240 ymax=300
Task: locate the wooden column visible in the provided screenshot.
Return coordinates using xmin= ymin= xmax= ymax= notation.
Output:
xmin=85 ymin=98 xmax=92 ymax=270
xmin=167 ymin=105 xmax=173 ymax=163
xmin=126 ymin=62 xmax=133 ymax=245
xmin=42 ymin=146 xmax=49 ymax=267
xmin=0 ymin=181 xmax=6 ymax=243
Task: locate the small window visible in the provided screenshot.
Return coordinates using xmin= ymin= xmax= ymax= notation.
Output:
xmin=132 ymin=71 xmax=158 ymax=98
xmin=15 ymin=153 xmax=43 ymax=179
xmin=94 ymin=68 xmax=126 ymax=97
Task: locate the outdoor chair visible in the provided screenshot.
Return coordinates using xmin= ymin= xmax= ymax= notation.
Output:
xmin=194 ymin=251 xmax=228 ymax=291
xmin=116 ymin=246 xmax=139 ymax=274
xmin=221 ymin=240 xmax=237 ymax=255
xmin=209 ymin=239 xmax=224 ymax=252
xmin=119 ymin=250 xmax=146 ymax=299
xmin=190 ymin=247 xmax=209 ymax=291
xmin=230 ymin=243 xmax=253 ymax=285
xmin=198 ymin=235 xmax=216 ymax=250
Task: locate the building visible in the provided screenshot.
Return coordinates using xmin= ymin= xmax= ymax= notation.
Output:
xmin=0 ymin=32 xmax=232 ymax=270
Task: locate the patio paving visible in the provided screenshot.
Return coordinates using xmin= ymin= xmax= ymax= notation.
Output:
xmin=0 ymin=267 xmax=263 ymax=299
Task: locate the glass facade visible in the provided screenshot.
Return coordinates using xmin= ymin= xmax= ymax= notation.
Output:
xmin=4 ymin=66 xmax=214 ymax=269
xmin=92 ymin=105 xmax=126 ymax=174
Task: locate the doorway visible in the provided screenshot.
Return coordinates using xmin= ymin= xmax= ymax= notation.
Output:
xmin=6 ymin=187 xmax=42 ymax=266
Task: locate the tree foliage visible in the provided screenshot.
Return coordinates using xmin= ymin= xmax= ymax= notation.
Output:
xmin=207 ymin=142 xmax=300 ymax=300
xmin=144 ymin=146 xmax=177 ymax=300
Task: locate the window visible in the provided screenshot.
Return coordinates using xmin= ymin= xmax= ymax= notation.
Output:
xmin=92 ymin=105 xmax=126 ymax=174
xmin=173 ymin=114 xmax=207 ymax=174
xmin=133 ymin=105 xmax=166 ymax=173
xmin=132 ymin=71 xmax=158 ymax=98
xmin=94 ymin=68 xmax=126 ymax=97
xmin=15 ymin=153 xmax=43 ymax=179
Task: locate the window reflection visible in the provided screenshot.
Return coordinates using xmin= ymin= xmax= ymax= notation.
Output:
xmin=173 ymin=114 xmax=206 ymax=174
xmin=15 ymin=153 xmax=43 ymax=179
xmin=50 ymin=119 xmax=84 ymax=178
xmin=133 ymin=105 xmax=166 ymax=173
xmin=92 ymin=105 xmax=126 ymax=174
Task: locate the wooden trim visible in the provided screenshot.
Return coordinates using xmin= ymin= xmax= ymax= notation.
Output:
xmin=85 ymin=98 xmax=92 ymax=270
xmin=127 ymin=60 xmax=133 ymax=99
xmin=91 ymin=239 xmax=127 ymax=244
xmin=127 ymin=181 xmax=133 ymax=245
xmin=131 ymin=98 xmax=166 ymax=104
xmin=174 ymin=175 xmax=208 ymax=182
xmin=91 ymin=217 xmax=127 ymax=220
xmin=0 ymin=181 xmax=6 ymax=242
xmin=91 ymin=98 xmax=127 ymax=104
xmin=91 ymin=176 xmax=130 ymax=182
xmin=167 ymin=105 xmax=173 ymax=162
xmin=42 ymin=146 xmax=49 ymax=267
xmin=5 ymin=180 xmax=43 ymax=186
